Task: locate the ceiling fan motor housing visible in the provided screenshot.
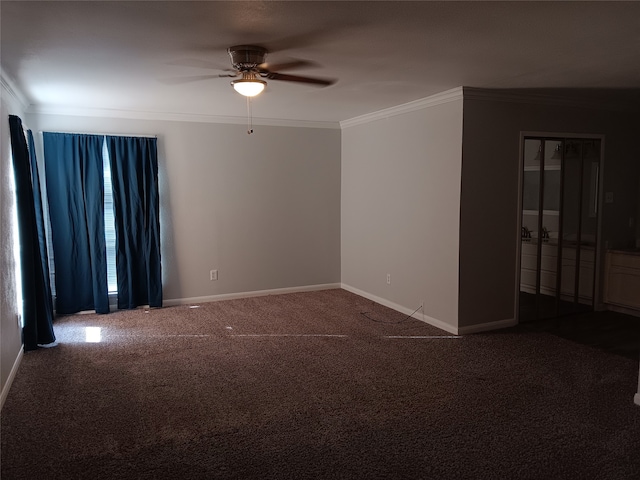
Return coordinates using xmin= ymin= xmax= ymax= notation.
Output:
xmin=228 ymin=45 xmax=267 ymax=71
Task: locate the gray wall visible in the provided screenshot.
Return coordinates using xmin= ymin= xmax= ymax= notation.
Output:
xmin=459 ymin=92 xmax=640 ymax=328
xmin=25 ymin=114 xmax=342 ymax=304
xmin=1 ymin=81 xmax=26 ymax=400
xmin=341 ymin=97 xmax=464 ymax=332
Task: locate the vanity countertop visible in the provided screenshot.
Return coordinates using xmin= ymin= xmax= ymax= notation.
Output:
xmin=522 ymin=239 xmax=595 ymax=249
xmin=608 ymin=249 xmax=640 ymax=256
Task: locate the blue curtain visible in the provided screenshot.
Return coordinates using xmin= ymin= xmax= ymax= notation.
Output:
xmin=106 ymin=136 xmax=162 ymax=309
xmin=43 ymin=133 xmax=109 ymax=314
xmin=8 ymin=115 xmax=56 ymax=350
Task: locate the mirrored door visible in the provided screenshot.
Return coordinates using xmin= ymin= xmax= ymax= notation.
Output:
xmin=519 ymin=137 xmax=601 ymax=323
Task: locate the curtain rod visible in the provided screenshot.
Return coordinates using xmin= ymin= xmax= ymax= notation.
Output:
xmin=38 ymin=131 xmax=157 ymax=138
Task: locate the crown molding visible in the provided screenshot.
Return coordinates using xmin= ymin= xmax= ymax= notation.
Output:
xmin=0 ymin=68 xmax=30 ymax=112
xmin=26 ymin=104 xmax=340 ymax=129
xmin=463 ymin=87 xmax=639 ymax=112
xmin=340 ymin=87 xmax=464 ymax=129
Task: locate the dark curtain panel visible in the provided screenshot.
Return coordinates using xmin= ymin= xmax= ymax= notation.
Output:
xmin=106 ymin=136 xmax=162 ymax=309
xmin=43 ymin=133 xmax=109 ymax=314
xmin=8 ymin=115 xmax=56 ymax=350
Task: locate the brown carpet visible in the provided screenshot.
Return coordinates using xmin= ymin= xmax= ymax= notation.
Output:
xmin=1 ymin=289 xmax=639 ymax=479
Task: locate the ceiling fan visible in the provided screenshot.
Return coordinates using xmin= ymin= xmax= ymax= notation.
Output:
xmin=165 ymin=45 xmax=335 ymax=97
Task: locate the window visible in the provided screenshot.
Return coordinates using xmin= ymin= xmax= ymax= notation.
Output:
xmin=102 ymin=140 xmax=117 ymax=293
xmin=43 ymin=132 xmax=161 ymax=312
xmin=9 ymin=151 xmax=23 ymax=325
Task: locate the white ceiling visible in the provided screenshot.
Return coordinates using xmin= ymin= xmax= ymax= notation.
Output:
xmin=2 ymin=1 xmax=640 ymax=125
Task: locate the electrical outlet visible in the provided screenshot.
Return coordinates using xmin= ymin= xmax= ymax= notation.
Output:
xmin=386 ymin=273 xmax=391 ymax=285
xmin=210 ymin=269 xmax=218 ymax=281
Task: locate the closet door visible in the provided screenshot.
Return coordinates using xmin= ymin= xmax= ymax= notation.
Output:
xmin=520 ymin=138 xmax=549 ymax=321
xmin=519 ymin=136 xmax=600 ymax=322
xmin=559 ymin=139 xmax=599 ymax=315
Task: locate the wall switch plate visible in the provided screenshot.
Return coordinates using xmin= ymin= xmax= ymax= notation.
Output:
xmin=210 ymin=269 xmax=218 ymax=281
xmin=386 ymin=273 xmax=391 ymax=285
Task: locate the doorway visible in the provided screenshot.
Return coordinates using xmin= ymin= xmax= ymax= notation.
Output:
xmin=519 ymin=136 xmax=602 ymax=323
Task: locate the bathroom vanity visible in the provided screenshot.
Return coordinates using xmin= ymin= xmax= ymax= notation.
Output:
xmin=604 ymin=250 xmax=640 ymax=315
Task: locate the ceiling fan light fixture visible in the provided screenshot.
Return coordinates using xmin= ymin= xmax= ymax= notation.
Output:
xmin=231 ymin=78 xmax=266 ymax=97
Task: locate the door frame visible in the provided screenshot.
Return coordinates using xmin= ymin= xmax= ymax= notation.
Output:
xmin=515 ymin=131 xmax=606 ymax=324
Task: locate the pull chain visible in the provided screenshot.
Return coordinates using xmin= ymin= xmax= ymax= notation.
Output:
xmin=246 ymin=96 xmax=254 ymax=134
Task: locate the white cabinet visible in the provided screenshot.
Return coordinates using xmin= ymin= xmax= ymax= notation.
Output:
xmin=520 ymin=241 xmax=594 ymax=301
xmin=520 ymin=242 xmax=557 ymax=296
xmin=560 ymin=246 xmax=595 ymax=302
xmin=604 ymin=251 xmax=640 ymax=311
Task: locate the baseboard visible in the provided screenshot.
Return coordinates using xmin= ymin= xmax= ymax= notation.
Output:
xmin=163 ymin=283 xmax=342 ymax=307
xmin=458 ymin=318 xmax=517 ymax=335
xmin=1 ymin=347 xmax=23 ymax=411
xmin=635 ymin=393 xmax=640 ymax=407
xmin=340 ymin=283 xmax=458 ymax=335
xmin=604 ymin=304 xmax=640 ymax=318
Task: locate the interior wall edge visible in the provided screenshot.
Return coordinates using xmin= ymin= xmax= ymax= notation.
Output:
xmin=1 ymin=80 xmax=27 ymax=397
xmin=457 ymin=318 xmax=517 ymax=335
xmin=341 ymin=283 xmax=458 ymax=335
xmin=0 ymin=347 xmax=23 ymax=411
xmin=340 ymin=86 xmax=464 ymax=129
xmin=0 ymin=68 xmax=29 ymax=112
xmin=162 ymin=283 xmax=342 ymax=307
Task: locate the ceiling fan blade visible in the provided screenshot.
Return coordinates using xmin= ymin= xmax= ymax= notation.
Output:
xmin=165 ymin=58 xmax=230 ymax=71
xmin=258 ymin=59 xmax=318 ymax=73
xmin=264 ymin=72 xmax=335 ymax=86
xmin=158 ymin=74 xmax=234 ymax=85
